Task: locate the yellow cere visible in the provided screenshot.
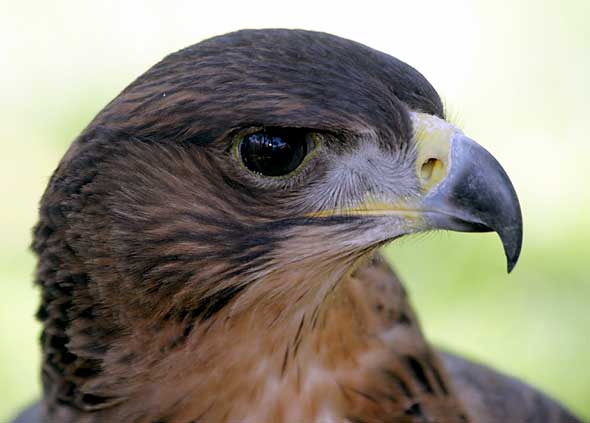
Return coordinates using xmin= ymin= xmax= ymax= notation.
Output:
xmin=410 ymin=112 xmax=454 ymax=193
xmin=307 ymin=113 xmax=458 ymax=220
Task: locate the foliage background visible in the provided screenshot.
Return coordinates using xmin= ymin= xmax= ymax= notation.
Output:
xmin=1 ymin=0 xmax=588 ymax=420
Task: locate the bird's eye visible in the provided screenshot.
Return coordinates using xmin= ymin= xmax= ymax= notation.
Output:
xmin=237 ymin=128 xmax=316 ymax=177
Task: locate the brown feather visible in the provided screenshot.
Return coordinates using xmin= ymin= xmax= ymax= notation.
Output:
xmin=29 ymin=29 xmax=580 ymax=422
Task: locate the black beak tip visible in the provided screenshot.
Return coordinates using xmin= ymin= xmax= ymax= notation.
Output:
xmin=506 ymin=252 xmax=519 ymax=274
xmin=454 ymin=135 xmax=524 ymax=274
xmin=500 ymin=222 xmax=523 ymax=274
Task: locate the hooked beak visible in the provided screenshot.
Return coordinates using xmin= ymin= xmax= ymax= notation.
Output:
xmin=306 ymin=113 xmax=523 ymax=273
xmin=414 ymin=113 xmax=523 ymax=272
xmin=308 ymin=113 xmax=523 ymax=273
xmin=421 ymin=134 xmax=523 ymax=272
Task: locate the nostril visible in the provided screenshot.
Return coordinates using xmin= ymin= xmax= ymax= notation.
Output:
xmin=421 ymin=158 xmax=443 ymax=181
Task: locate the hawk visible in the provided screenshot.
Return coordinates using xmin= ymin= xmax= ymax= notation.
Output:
xmin=15 ymin=29 xmax=580 ymax=422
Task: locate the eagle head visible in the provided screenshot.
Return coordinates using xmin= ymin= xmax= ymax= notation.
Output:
xmin=34 ymin=29 xmax=522 ymax=421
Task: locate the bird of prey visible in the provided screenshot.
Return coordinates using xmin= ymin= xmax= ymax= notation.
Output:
xmin=15 ymin=29 xmax=581 ymax=423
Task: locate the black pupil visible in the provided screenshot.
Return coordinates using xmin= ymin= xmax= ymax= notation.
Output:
xmin=239 ymin=129 xmax=309 ymax=176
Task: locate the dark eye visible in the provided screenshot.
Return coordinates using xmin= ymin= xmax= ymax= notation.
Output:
xmin=238 ymin=128 xmax=316 ymax=177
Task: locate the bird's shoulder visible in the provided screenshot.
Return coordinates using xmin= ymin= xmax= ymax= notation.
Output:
xmin=349 ymin=255 xmax=581 ymax=423
xmin=440 ymin=351 xmax=581 ymax=423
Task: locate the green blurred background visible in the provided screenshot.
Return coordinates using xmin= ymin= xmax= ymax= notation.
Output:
xmin=1 ymin=0 xmax=588 ymax=420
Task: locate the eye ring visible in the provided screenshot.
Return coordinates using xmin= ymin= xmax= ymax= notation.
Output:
xmin=232 ymin=128 xmax=320 ymax=179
